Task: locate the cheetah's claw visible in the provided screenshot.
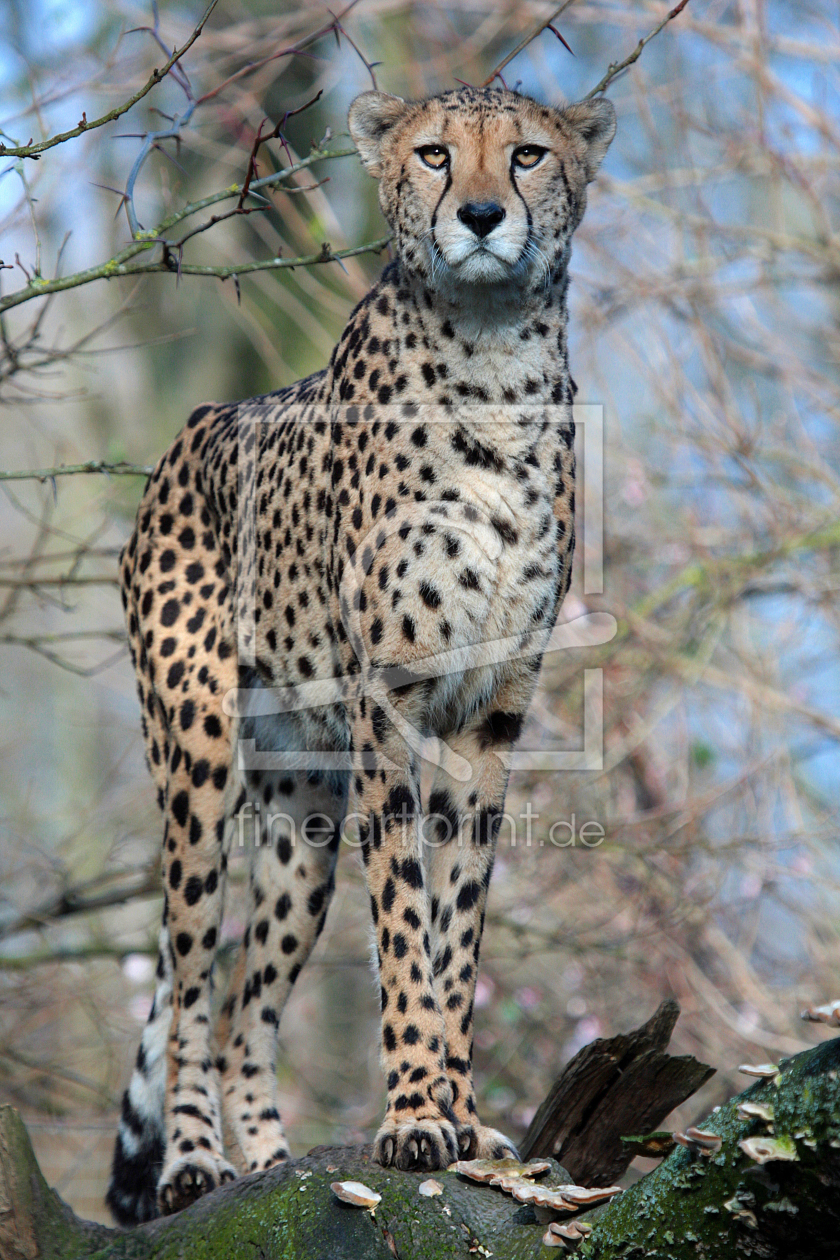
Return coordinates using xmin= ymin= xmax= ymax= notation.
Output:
xmin=374 ymin=1116 xmax=459 ymax=1171
xmin=456 ymin=1123 xmax=521 ymax=1161
xmin=157 ymin=1152 xmax=237 ymax=1216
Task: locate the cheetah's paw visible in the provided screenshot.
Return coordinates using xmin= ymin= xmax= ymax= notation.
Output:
xmin=157 ymin=1151 xmax=237 ymax=1216
xmin=455 ymin=1123 xmax=520 ymax=1161
xmin=374 ymin=1115 xmax=459 ymax=1172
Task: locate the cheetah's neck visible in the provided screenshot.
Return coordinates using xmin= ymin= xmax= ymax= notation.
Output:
xmin=325 ymin=260 xmax=573 ymax=413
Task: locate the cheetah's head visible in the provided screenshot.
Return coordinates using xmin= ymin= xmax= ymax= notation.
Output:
xmin=349 ymin=86 xmax=615 ymax=292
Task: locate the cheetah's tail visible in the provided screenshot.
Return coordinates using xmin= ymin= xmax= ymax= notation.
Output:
xmin=106 ymin=927 xmax=172 ymax=1225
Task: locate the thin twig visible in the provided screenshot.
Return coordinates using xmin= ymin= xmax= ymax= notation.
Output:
xmin=0 ymin=461 xmax=153 ymax=481
xmin=0 ymin=1 xmax=218 ymax=159
xmin=0 ymin=868 xmax=160 ymax=942
xmin=195 ymin=0 xmax=363 ymax=105
xmin=0 ymin=231 xmax=392 ymax=315
xmin=584 ymin=0 xmax=692 ymax=99
xmin=481 ymin=0 xmax=578 ymax=88
xmin=0 ymin=146 xmax=370 ymax=315
xmin=0 ymin=575 xmax=119 ymax=588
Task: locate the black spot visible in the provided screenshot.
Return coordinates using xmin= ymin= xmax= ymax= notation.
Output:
xmin=456 ymin=881 xmax=481 ymax=912
xmin=401 ymin=857 xmax=423 ymax=888
xmin=161 ymin=599 xmax=180 ymax=626
xmin=490 ymin=517 xmax=518 ymax=546
xmin=184 ymin=875 xmax=203 ymax=906
xmin=478 ymin=711 xmax=524 ymax=748
xmin=419 ymin=581 xmax=440 ymax=609
xmin=167 ymin=661 xmax=185 ymax=689
xmin=307 ymin=885 xmax=326 ymax=917
xmin=474 ymin=810 xmax=502 ymax=847
xmin=385 ymin=783 xmax=415 ymax=822
xmin=277 ymin=836 xmax=293 ymax=865
xmin=172 ymin=791 xmax=189 ymax=827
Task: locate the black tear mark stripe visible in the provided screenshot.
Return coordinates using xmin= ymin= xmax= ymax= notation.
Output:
xmin=430 ymin=168 xmax=453 ymax=234
xmin=509 ymin=164 xmax=533 ymax=236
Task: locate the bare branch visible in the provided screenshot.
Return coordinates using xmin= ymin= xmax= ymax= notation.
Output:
xmin=480 ymin=1 xmax=577 ymax=88
xmin=0 ymin=229 xmax=392 ymax=315
xmin=0 ymin=868 xmax=159 ymax=942
xmin=0 ymin=460 xmax=152 ymax=482
xmin=584 ymin=0 xmax=692 ymax=99
xmin=0 ymin=1 xmax=218 ymax=160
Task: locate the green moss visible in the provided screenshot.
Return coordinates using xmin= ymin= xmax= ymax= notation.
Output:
xmin=580 ymin=1038 xmax=840 ymax=1259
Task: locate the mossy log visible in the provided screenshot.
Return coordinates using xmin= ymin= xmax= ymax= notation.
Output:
xmin=580 ymin=1035 xmax=840 ymax=1259
xmin=3 ymin=1037 xmax=840 ymax=1259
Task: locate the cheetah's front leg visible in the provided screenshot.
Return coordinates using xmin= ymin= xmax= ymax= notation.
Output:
xmin=352 ymin=713 xmax=458 ymax=1171
xmin=426 ymin=712 xmax=525 ymax=1162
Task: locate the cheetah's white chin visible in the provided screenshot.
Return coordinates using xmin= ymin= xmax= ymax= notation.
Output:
xmin=453 ymin=251 xmax=517 ymax=285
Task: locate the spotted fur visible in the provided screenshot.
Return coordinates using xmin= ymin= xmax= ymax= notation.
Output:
xmin=107 ymin=85 xmax=615 ymax=1224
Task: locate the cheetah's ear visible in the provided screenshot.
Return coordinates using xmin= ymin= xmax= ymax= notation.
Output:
xmin=560 ymin=98 xmax=616 ymax=182
xmin=348 ymin=91 xmax=409 ymax=177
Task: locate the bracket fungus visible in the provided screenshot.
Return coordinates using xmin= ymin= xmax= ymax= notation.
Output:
xmin=802 ymin=1000 xmax=840 ymax=1027
xmin=451 ymin=1158 xmax=551 ymax=1184
xmin=453 ymin=1157 xmax=621 ymax=1223
xmin=736 ymin=1100 xmax=775 ymax=1124
xmin=543 ymin=1219 xmax=594 ymax=1249
xmin=672 ymin=1126 xmax=723 ymax=1156
xmin=329 ymin=1180 xmax=382 ymax=1209
xmin=738 ymin=1135 xmax=799 ymax=1165
xmin=737 ymin=1062 xmax=780 ymax=1079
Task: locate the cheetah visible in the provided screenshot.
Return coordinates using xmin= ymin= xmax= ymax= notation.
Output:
xmin=107 ymin=84 xmax=615 ymax=1224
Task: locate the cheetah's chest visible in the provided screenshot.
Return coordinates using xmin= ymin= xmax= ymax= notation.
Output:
xmin=354 ymin=456 xmax=561 ymax=733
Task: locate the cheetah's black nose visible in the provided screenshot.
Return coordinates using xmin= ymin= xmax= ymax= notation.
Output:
xmin=457 ymin=201 xmax=506 ymax=239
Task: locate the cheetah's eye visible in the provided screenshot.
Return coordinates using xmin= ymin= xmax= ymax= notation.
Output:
xmin=512 ymin=146 xmax=547 ymax=169
xmin=417 ymin=146 xmax=450 ymax=170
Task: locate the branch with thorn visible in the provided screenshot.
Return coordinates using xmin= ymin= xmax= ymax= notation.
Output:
xmin=0 ymin=0 xmax=388 ymax=316
xmin=480 ymin=0 xmax=691 ymax=97
xmin=0 ymin=0 xmax=219 ymax=160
